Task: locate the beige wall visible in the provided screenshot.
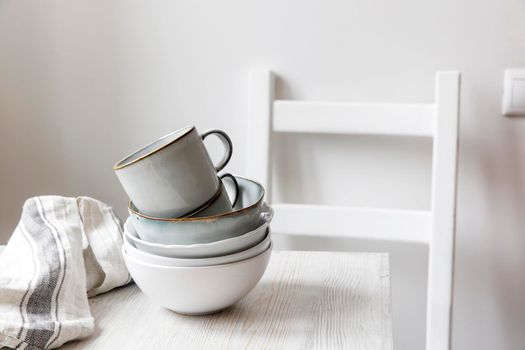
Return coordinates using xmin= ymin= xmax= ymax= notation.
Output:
xmin=1 ymin=0 xmax=525 ymax=348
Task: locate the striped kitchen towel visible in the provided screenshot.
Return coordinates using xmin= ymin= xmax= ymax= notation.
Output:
xmin=0 ymin=196 xmax=131 ymax=350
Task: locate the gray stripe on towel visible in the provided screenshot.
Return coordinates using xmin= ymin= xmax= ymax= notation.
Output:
xmin=19 ymin=198 xmax=64 ymax=349
xmin=16 ymin=224 xmax=39 ymax=340
xmin=43 ymin=198 xmax=68 ymax=349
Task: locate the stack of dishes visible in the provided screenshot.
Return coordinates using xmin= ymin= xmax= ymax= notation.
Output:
xmin=114 ymin=126 xmax=272 ymax=315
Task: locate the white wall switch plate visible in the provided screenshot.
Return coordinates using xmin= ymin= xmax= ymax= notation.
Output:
xmin=503 ymin=69 xmax=525 ymax=116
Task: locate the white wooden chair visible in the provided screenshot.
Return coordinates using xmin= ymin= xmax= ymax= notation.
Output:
xmin=246 ymin=70 xmax=460 ymax=350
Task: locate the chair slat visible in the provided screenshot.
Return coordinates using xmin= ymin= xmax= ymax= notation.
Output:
xmin=426 ymin=71 xmax=460 ymax=350
xmin=273 ymin=101 xmax=436 ymax=137
xmin=272 ymin=204 xmax=431 ymax=244
xmin=247 ymin=70 xmax=274 ymax=199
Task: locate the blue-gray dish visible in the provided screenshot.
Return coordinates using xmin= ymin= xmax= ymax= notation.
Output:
xmin=129 ymin=176 xmax=267 ymax=245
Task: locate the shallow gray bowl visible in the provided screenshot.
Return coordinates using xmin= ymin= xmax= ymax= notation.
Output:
xmin=123 ymin=214 xmax=272 ymax=258
xmin=129 ymin=176 xmax=267 ymax=245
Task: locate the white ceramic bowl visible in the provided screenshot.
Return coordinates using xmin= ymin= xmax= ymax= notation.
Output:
xmin=124 ymin=228 xmax=271 ymax=267
xmin=123 ymin=244 xmax=272 ymax=315
xmin=129 ymin=176 xmax=266 ymax=245
xmin=123 ymin=211 xmax=272 ymax=258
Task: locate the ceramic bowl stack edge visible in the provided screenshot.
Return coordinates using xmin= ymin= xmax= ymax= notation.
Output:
xmin=123 ymin=208 xmax=272 ymax=259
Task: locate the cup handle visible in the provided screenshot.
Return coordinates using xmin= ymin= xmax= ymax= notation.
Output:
xmin=201 ymin=129 xmax=233 ymax=172
xmin=220 ymin=173 xmax=239 ymax=208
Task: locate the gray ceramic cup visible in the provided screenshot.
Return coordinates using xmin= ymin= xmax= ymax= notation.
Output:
xmin=114 ymin=126 xmax=233 ymax=218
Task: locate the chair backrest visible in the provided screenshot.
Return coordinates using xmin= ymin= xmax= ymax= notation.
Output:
xmin=246 ymin=70 xmax=460 ymax=350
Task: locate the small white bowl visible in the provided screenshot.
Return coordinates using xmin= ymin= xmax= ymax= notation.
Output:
xmin=123 ymin=213 xmax=271 ymax=258
xmin=123 ymin=244 xmax=272 ymax=315
xmin=124 ymin=229 xmax=271 ymax=267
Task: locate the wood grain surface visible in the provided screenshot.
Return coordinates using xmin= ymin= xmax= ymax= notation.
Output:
xmin=60 ymin=251 xmax=392 ymax=349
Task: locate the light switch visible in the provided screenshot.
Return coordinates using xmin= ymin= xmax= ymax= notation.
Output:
xmin=503 ymin=69 xmax=525 ymax=116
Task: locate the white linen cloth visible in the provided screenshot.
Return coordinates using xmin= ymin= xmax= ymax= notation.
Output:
xmin=0 ymin=196 xmax=131 ymax=349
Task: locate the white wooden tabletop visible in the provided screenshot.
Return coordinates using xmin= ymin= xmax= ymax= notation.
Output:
xmin=59 ymin=251 xmax=392 ymax=349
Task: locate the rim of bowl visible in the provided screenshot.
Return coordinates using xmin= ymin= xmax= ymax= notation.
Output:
xmin=124 ymin=228 xmax=271 ymax=264
xmin=113 ymin=126 xmax=195 ymax=170
xmin=122 ymin=242 xmax=272 ymax=270
xmin=123 ymin=210 xmax=273 ymax=249
xmin=128 ymin=175 xmax=266 ymax=222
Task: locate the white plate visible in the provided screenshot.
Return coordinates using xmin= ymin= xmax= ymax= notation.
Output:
xmin=123 ymin=215 xmax=271 ymax=258
xmin=122 ymin=243 xmax=272 ymax=315
xmin=124 ymin=229 xmax=271 ymax=267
